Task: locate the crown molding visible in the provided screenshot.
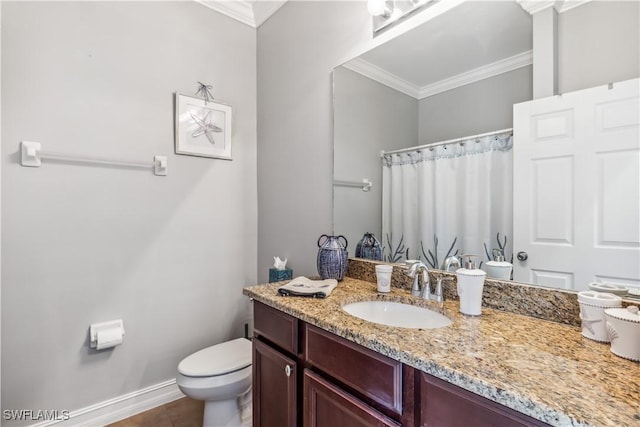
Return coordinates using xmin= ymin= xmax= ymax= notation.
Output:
xmin=555 ymin=0 xmax=593 ymax=13
xmin=516 ymin=0 xmax=593 ymax=15
xmin=344 ymin=50 xmax=533 ymax=100
xmin=252 ymin=1 xmax=288 ymax=27
xmin=419 ymin=50 xmax=533 ymax=99
xmin=517 ymin=0 xmax=556 ymax=14
xmin=195 ymin=0 xmax=287 ymax=28
xmin=196 ymin=0 xmax=254 ymax=27
xmin=195 ymin=1 xmax=592 ymax=30
xmin=342 ymin=58 xmax=421 ymax=99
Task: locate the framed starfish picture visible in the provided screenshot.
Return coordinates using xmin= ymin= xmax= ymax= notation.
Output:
xmin=175 ymin=93 xmax=233 ymax=160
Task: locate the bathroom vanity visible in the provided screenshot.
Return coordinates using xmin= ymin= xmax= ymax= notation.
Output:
xmin=251 ymin=300 xmax=547 ymax=427
xmin=244 ymin=273 xmax=639 ymax=427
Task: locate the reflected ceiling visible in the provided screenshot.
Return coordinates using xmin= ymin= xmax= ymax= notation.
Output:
xmin=358 ymin=1 xmax=532 ymax=88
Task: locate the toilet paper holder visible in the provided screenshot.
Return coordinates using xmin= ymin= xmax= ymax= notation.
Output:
xmin=90 ymin=319 xmax=125 ymax=350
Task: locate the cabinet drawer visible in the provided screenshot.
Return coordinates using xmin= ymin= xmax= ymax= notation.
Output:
xmin=253 ymin=301 xmax=298 ymax=355
xmin=305 ymin=324 xmax=403 ymax=415
xmin=304 ymin=369 xmax=401 ymax=427
xmin=420 ymin=373 xmax=550 ymax=427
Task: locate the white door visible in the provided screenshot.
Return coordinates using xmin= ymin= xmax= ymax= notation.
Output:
xmin=513 ymin=79 xmax=639 ymax=292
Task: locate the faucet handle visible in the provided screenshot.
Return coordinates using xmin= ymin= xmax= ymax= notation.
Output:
xmin=434 ymin=277 xmax=452 ymax=302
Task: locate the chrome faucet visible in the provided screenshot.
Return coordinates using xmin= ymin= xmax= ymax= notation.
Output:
xmin=441 ymin=255 xmax=461 ymax=272
xmin=406 ymin=261 xmax=431 ymax=299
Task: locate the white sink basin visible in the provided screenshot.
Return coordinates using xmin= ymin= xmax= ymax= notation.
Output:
xmin=342 ymin=301 xmax=452 ymax=329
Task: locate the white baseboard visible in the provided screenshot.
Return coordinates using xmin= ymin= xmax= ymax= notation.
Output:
xmin=29 ymin=379 xmax=185 ymax=427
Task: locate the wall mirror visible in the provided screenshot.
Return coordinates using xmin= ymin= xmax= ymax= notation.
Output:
xmin=332 ymin=0 xmax=640 ymax=299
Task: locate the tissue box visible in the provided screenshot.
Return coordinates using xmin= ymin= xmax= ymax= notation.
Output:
xmin=269 ymin=268 xmax=293 ymax=283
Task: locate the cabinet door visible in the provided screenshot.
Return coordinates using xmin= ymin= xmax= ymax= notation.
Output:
xmin=253 ymin=339 xmax=297 ymax=427
xmin=304 ymin=369 xmax=401 ymax=427
xmin=420 ymin=373 xmax=549 ymax=427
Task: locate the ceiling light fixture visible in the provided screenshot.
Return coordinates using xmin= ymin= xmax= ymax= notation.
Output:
xmin=367 ymin=0 xmax=394 ymax=18
xmin=370 ymin=0 xmax=435 ymax=33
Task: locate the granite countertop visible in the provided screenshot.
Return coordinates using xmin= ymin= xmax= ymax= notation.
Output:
xmin=243 ymin=277 xmax=640 ymax=427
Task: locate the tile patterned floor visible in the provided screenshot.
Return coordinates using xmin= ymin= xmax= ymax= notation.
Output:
xmin=106 ymin=397 xmax=203 ymax=427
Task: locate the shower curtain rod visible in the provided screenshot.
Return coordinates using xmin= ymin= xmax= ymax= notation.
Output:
xmin=380 ymin=128 xmax=513 ymax=157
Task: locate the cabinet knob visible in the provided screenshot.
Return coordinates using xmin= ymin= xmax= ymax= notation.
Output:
xmin=285 ymin=365 xmax=292 ymax=377
xmin=517 ymin=251 xmax=528 ymax=261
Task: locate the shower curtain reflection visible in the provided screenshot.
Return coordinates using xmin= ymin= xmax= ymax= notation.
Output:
xmin=381 ymin=132 xmax=513 ymax=269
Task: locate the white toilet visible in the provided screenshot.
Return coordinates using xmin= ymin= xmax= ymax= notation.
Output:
xmin=176 ymin=338 xmax=253 ymax=427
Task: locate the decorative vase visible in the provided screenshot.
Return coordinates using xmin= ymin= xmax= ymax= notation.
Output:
xmin=317 ymin=234 xmax=348 ymax=281
xmin=355 ymin=232 xmax=382 ymax=261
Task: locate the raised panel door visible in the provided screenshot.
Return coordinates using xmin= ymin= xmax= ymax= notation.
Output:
xmin=253 ymin=338 xmax=297 ymax=427
xmin=513 ymin=78 xmax=639 ymax=291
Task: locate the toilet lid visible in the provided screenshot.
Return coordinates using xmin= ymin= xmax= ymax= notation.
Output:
xmin=178 ymin=338 xmax=252 ymax=377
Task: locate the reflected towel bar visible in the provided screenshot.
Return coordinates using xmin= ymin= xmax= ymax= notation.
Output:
xmin=333 ymin=179 xmax=372 ymax=192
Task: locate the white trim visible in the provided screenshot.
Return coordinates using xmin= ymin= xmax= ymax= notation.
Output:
xmin=28 ymin=380 xmax=184 ymax=427
xmin=555 ymin=0 xmax=593 ymax=13
xmin=419 ymin=50 xmax=533 ymax=98
xmin=195 ymin=0 xmax=287 ymax=28
xmin=517 ymin=0 xmax=556 ymax=15
xmin=342 ymin=58 xmax=421 ymax=99
xmin=252 ymin=1 xmax=288 ymax=27
xmin=196 ymin=0 xmax=256 ymax=27
xmin=517 ymin=0 xmax=593 ymax=15
xmin=344 ymin=50 xmax=533 ymax=100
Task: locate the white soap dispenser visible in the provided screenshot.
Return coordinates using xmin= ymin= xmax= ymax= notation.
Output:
xmin=485 ymin=248 xmax=513 ymax=280
xmin=456 ymin=254 xmax=486 ymax=316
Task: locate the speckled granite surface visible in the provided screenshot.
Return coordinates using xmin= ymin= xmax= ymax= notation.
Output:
xmin=347 ymin=258 xmax=639 ymax=327
xmin=243 ymin=277 xmax=640 ymax=427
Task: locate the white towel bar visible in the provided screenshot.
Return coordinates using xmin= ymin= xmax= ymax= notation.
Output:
xmin=20 ymin=141 xmax=167 ymax=176
xmin=333 ymin=178 xmax=372 ymax=192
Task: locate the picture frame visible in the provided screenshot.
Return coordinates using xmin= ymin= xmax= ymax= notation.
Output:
xmin=175 ymin=93 xmax=233 ymax=160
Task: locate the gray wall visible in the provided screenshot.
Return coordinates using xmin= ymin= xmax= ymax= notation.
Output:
xmin=418 ymin=66 xmax=533 ymax=143
xmin=333 ymin=66 xmax=418 ymax=253
xmin=257 ymin=1 xmax=372 ymax=281
xmin=558 ymin=1 xmax=639 ymax=94
xmin=1 ymin=2 xmax=256 ymax=422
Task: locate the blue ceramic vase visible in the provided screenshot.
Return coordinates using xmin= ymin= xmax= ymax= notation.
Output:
xmin=355 ymin=232 xmax=383 ymax=261
xmin=317 ymin=234 xmax=348 ymax=281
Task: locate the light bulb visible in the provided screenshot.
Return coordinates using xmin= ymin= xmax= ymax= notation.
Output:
xmin=367 ymin=0 xmax=386 ymax=16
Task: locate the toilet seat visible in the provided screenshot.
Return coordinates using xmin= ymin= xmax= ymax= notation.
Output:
xmin=176 ymin=365 xmax=252 ymax=401
xmin=178 ymin=338 xmax=252 ymax=377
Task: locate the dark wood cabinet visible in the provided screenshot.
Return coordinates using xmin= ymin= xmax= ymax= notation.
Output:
xmin=304 ymin=369 xmax=401 ymax=427
xmin=419 ymin=373 xmax=550 ymax=427
xmin=252 ymin=301 xmax=548 ymax=427
xmin=253 ymin=300 xmax=299 ymax=355
xmin=252 ymin=302 xmax=301 ymax=427
xmin=305 ymin=324 xmax=404 ymax=416
xmin=253 ymin=338 xmax=297 ymax=427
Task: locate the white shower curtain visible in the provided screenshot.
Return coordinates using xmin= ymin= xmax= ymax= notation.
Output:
xmin=381 ymin=132 xmax=513 ymax=267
